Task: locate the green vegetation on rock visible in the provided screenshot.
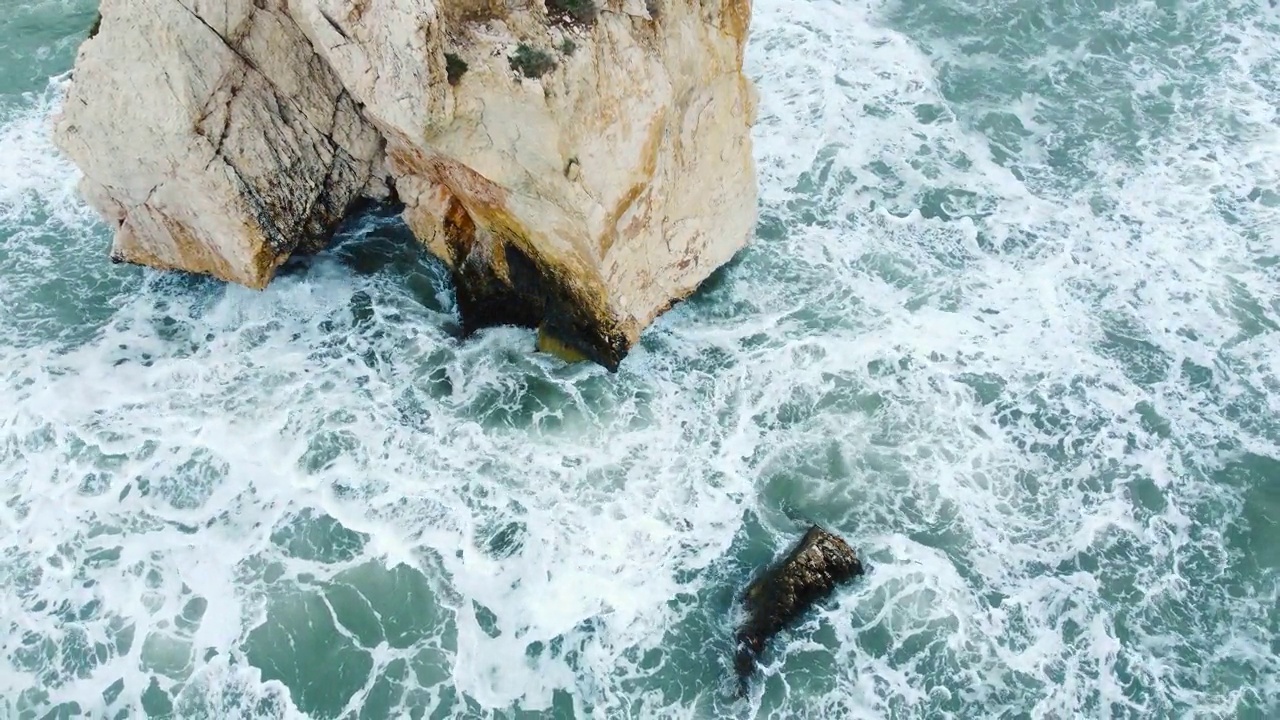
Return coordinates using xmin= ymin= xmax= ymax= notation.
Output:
xmin=545 ymin=0 xmax=597 ymax=28
xmin=509 ymin=44 xmax=556 ymax=79
xmin=444 ymin=52 xmax=468 ymax=86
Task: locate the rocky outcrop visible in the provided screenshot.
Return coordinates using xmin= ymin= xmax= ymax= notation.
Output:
xmin=53 ymin=0 xmax=758 ymax=369
xmin=734 ymin=525 xmax=865 ymax=693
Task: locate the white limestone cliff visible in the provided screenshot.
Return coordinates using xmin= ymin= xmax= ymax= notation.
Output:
xmin=53 ymin=0 xmax=758 ymax=369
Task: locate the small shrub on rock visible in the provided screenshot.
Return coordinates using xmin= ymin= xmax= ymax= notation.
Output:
xmin=509 ymin=44 xmax=556 ymax=79
xmin=444 ymin=53 xmax=468 ymax=86
xmin=545 ymin=0 xmax=598 ymax=28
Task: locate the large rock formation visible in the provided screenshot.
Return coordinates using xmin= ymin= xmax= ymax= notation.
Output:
xmin=734 ymin=525 xmax=865 ymax=694
xmin=53 ymin=0 xmax=758 ymax=369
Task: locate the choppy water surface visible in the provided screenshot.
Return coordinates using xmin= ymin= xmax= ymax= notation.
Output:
xmin=2 ymin=0 xmax=1278 ymax=717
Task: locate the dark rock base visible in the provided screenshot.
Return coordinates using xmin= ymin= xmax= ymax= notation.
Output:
xmin=450 ymin=231 xmax=630 ymax=372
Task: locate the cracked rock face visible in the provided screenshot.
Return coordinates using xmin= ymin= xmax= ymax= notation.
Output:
xmin=53 ymin=0 xmax=758 ymax=369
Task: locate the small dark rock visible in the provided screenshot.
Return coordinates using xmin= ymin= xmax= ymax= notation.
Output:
xmin=88 ymin=12 xmax=102 ymax=39
xmin=734 ymin=525 xmax=865 ymax=694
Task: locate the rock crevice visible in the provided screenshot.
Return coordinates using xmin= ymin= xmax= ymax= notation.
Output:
xmin=54 ymin=0 xmax=758 ymax=369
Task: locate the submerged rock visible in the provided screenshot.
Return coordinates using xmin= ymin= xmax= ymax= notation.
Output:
xmin=52 ymin=0 xmax=759 ymax=371
xmin=734 ymin=525 xmax=865 ymax=693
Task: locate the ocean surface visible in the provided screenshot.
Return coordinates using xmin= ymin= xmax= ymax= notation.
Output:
xmin=2 ymin=0 xmax=1278 ymax=717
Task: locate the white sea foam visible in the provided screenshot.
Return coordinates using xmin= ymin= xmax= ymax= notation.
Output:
xmin=2 ymin=0 xmax=1279 ymax=717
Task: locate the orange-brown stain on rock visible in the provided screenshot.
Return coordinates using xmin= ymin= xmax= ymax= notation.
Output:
xmin=721 ymin=0 xmax=751 ymax=42
xmin=390 ymin=144 xmax=510 ymax=215
xmin=347 ymin=0 xmax=370 ymax=24
xmin=423 ymin=155 xmax=508 ymax=211
xmin=114 ymin=210 xmax=270 ymax=289
xmin=153 ymin=210 xmax=282 ymax=290
xmin=598 ymin=115 xmax=665 ymax=256
xmin=721 ymin=0 xmax=751 ymax=62
xmin=440 ymin=192 xmax=477 ymax=266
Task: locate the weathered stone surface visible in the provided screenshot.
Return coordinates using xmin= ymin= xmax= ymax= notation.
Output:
xmin=54 ymin=0 xmax=386 ymax=289
xmin=734 ymin=525 xmax=865 ymax=693
xmin=53 ymin=0 xmax=758 ymax=369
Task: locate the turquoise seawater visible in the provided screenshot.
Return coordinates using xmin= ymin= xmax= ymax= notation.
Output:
xmin=2 ymin=0 xmax=1278 ymax=717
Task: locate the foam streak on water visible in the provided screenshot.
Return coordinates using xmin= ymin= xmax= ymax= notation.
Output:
xmin=1 ymin=0 xmax=1279 ymax=718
